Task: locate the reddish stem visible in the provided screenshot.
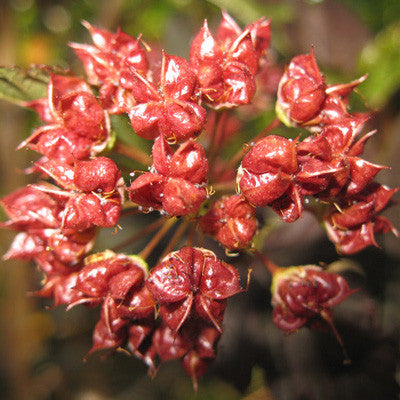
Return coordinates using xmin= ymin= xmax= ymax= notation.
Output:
xmin=186 ymin=221 xmax=197 ymax=248
xmin=112 ymin=217 xmax=164 ymax=252
xmin=320 ymin=309 xmax=351 ymax=365
xmin=212 ymin=181 xmax=236 ymax=194
xmin=114 ymin=141 xmax=152 ymax=166
xmin=138 ymin=217 xmax=176 ymax=260
xmin=208 ymin=110 xmax=229 ymax=171
xmin=252 ymin=116 xmax=282 ymax=143
xmin=254 ymin=249 xmax=279 ymax=275
xmin=158 ymin=219 xmax=190 ymax=263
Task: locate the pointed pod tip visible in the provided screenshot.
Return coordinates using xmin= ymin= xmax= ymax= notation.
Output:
xmin=192 ymin=376 xmax=199 ymax=393
xmin=359 ymin=73 xmax=368 ymax=83
xmin=221 ymin=9 xmax=229 ymax=18
xmin=81 ymin=20 xmax=91 ymax=30
xmin=245 ymin=268 xmax=252 ymax=291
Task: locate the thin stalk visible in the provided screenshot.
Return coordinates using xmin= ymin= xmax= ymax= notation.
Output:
xmin=112 ymin=217 xmax=165 ymax=252
xmin=138 ymin=217 xmax=176 ymax=260
xmin=254 ymin=249 xmax=279 ymax=275
xmin=212 ymin=181 xmax=236 ymax=194
xmin=208 ymin=111 xmax=228 ymax=170
xmin=320 ymin=309 xmax=351 ymax=365
xmin=158 ymin=219 xmax=190 ymax=263
xmin=186 ymin=221 xmax=197 ymax=248
xmin=114 ymin=141 xmax=152 ymax=166
xmin=251 ymin=116 xmax=281 ymax=144
xmin=206 ymin=110 xmax=218 ymax=154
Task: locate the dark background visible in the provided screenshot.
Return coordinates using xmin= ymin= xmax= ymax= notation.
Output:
xmin=0 ymin=1 xmax=399 ymax=399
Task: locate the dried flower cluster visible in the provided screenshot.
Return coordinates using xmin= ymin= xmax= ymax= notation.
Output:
xmin=1 ymin=11 xmax=397 ymax=389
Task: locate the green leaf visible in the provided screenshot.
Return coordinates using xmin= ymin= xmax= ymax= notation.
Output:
xmin=0 ymin=66 xmax=47 ymax=105
xmin=358 ymin=21 xmax=400 ymax=108
xmin=252 ymin=213 xmax=281 ymax=252
xmin=110 ymin=114 xmax=151 ymax=152
xmin=0 ymin=65 xmax=68 ymax=106
xmin=102 ymin=128 xmax=117 ymax=154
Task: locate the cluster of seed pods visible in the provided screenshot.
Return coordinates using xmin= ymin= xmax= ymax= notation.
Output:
xmin=1 ymin=11 xmax=397 ymax=388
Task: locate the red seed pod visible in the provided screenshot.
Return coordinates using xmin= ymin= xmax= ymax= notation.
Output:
xmin=152 ymin=137 xmax=208 ymax=184
xmin=246 ymin=17 xmax=271 ymax=59
xmin=237 ymin=132 xmax=350 ymax=222
xmin=151 ymin=320 xmax=220 ymax=390
xmin=70 ymin=22 xmax=148 ymax=114
xmin=33 ymin=251 xmax=78 ymax=277
xmin=162 ymin=178 xmax=207 ymax=216
xmin=269 ymin=186 xmax=303 ymax=223
xmin=94 ymin=283 xmax=155 ymax=332
xmin=306 ymin=75 xmax=369 ymax=128
xmin=124 ymin=52 xmax=206 ymax=141
xmin=146 ymin=247 xmax=242 ymax=332
xmin=242 ymin=135 xmax=298 ymax=175
xmin=276 ymin=49 xmax=326 ymax=126
xmin=189 ymin=12 xmax=265 ymax=109
xmin=61 ymin=192 xmax=122 ymax=231
xmin=0 ymin=186 xmax=62 ymax=231
xmin=128 ymin=137 xmax=208 ymax=216
xmin=295 ymin=157 xmax=342 ymax=196
xmin=87 ymin=319 xmax=127 ymax=356
xmin=215 ymin=12 xmax=271 ymax=60
xmin=80 ymin=251 xmax=156 ymax=359
xmin=35 ymin=270 xmax=83 ymax=307
xmin=20 ymin=75 xmax=112 ymax=164
xmin=127 ymin=321 xmax=157 ymax=372
xmin=150 ymin=320 xmax=220 ymax=390
xmin=100 ymin=297 xmax=129 ymax=335
xmin=325 ymin=183 xmax=398 ymax=255
xmin=295 ymin=118 xmax=385 ymax=200
xmin=181 ymin=324 xmax=220 ymax=391
xmin=99 ymin=293 xmax=155 ymax=339
xmin=127 ymin=172 xmax=166 ymax=211
xmin=3 ymin=232 xmax=46 ymax=261
xmin=34 ymin=157 xmax=124 ymax=232
xmin=45 ymin=229 xmax=96 ymax=266
xmin=58 ymin=93 xmax=108 ymax=142
xmin=199 ymin=194 xmax=257 ymax=251
xmin=237 ymin=167 xmax=293 ymax=207
xmin=152 ymin=323 xmax=191 ymax=362
xmin=74 ymin=250 xmax=149 ymax=303
xmin=28 ymin=131 xmax=97 ymax=166
xmin=237 ymin=135 xmax=298 ymax=207
xmin=0 ymin=186 xmax=95 ymax=265
xmin=73 ymin=157 xmax=122 ymax=194
xmin=276 ymin=50 xmax=368 ymax=130
xmin=271 ymin=265 xmax=352 ymax=333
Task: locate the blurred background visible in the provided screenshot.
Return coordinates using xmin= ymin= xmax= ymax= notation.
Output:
xmin=0 ymin=0 xmax=400 ymax=399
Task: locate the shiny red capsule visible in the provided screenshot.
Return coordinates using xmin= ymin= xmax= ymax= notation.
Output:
xmin=271 ymin=265 xmax=352 ymax=333
xmin=189 ymin=12 xmax=267 ymax=109
xmin=70 ymin=22 xmax=148 ymax=114
xmin=199 ymin=195 xmax=257 ymax=251
xmin=124 ymin=52 xmax=206 ymax=141
xmin=128 ymin=137 xmax=208 ymax=216
xmin=325 ymin=183 xmax=398 ymax=254
xmin=146 ymin=247 xmax=242 ymax=332
xmin=20 ymin=75 xmax=112 ymax=164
